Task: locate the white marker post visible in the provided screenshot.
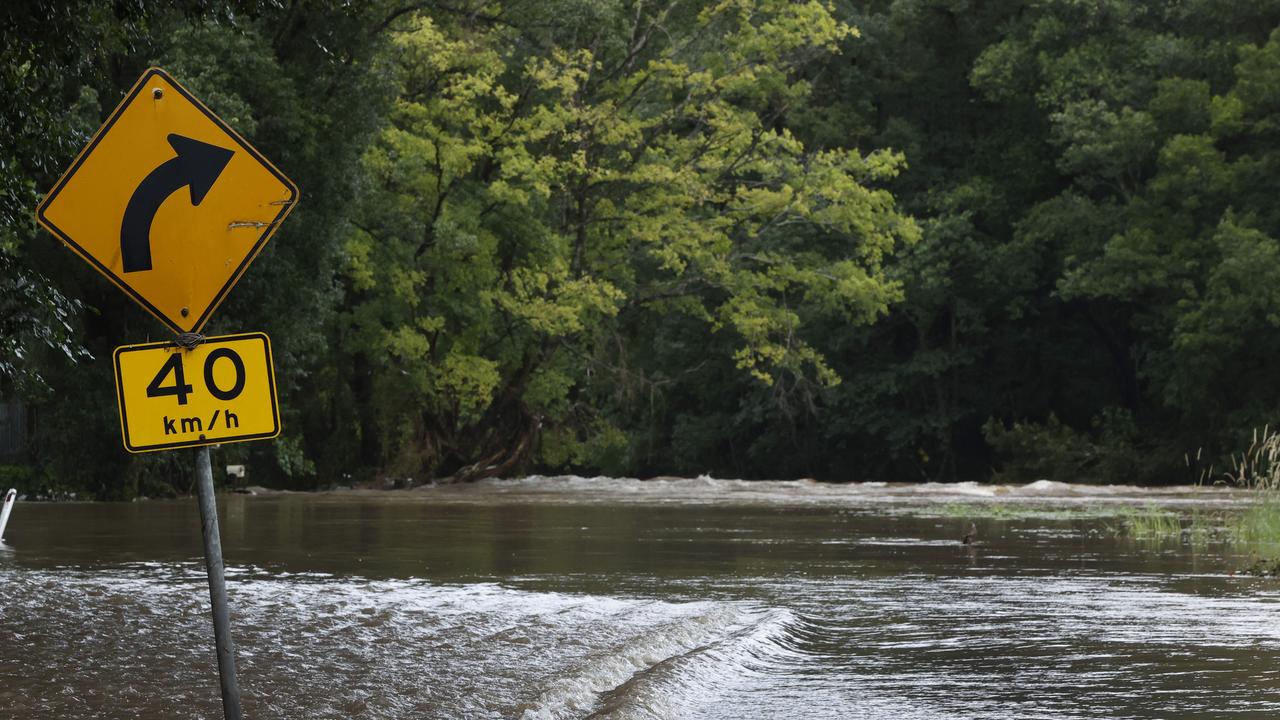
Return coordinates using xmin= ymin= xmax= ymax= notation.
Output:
xmin=0 ymin=488 xmax=16 ymax=541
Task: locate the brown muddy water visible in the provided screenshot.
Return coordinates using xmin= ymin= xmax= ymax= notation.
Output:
xmin=0 ymin=477 xmax=1278 ymax=719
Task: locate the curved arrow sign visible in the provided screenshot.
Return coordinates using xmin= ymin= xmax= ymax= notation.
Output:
xmin=36 ymin=67 xmax=298 ymax=334
xmin=121 ymin=134 xmax=234 ymax=273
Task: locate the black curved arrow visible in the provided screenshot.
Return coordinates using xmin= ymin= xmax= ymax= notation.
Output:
xmin=120 ymin=133 xmax=234 ymax=273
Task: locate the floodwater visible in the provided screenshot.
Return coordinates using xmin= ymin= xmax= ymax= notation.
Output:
xmin=1 ymin=477 xmax=1278 ymax=719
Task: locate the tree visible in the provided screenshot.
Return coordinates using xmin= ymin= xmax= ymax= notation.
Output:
xmin=333 ymin=0 xmax=918 ymax=481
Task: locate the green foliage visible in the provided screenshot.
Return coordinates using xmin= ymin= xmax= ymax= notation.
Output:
xmin=983 ymin=408 xmax=1149 ymax=484
xmin=1112 ymin=505 xmax=1184 ymax=540
xmin=0 ymin=254 xmax=88 ymax=393
xmin=983 ymin=415 xmax=1097 ymax=483
xmin=1225 ymin=426 xmax=1280 ymax=491
xmin=1232 ymin=498 xmax=1280 ymax=550
xmin=0 ymin=464 xmax=37 ymax=494
xmin=11 ymin=0 xmax=1280 ymax=491
xmin=332 ymin=0 xmax=916 ymax=480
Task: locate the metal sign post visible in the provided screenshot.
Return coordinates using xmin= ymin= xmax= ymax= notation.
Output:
xmin=195 ymin=445 xmax=242 ymax=720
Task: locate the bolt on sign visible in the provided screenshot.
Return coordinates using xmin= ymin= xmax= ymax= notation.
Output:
xmin=114 ymin=333 xmax=280 ymax=453
xmin=36 ymin=67 xmax=298 ymax=335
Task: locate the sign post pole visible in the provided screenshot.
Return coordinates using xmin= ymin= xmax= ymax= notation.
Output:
xmin=194 ymin=444 xmax=243 ymax=720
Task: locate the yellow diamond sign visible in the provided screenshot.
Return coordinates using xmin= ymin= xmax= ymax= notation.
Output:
xmin=36 ymin=67 xmax=299 ymax=334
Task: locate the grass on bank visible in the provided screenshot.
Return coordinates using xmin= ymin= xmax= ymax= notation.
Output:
xmin=1111 ymin=427 xmax=1280 ymax=573
xmin=1111 ymin=504 xmax=1185 ymax=540
xmin=909 ymin=427 xmax=1280 ymax=575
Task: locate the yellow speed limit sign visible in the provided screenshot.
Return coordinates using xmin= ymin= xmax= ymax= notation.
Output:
xmin=113 ymin=332 xmax=280 ymax=453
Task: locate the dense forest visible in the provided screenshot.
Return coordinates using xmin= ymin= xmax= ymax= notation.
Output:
xmin=5 ymin=0 xmax=1280 ymax=497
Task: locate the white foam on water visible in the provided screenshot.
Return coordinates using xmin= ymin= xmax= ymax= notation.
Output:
xmin=443 ymin=474 xmax=1247 ymax=510
xmin=516 ymin=604 xmax=766 ymax=720
xmin=582 ymin=608 xmax=803 ymax=720
xmin=0 ymin=564 xmax=781 ymax=719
